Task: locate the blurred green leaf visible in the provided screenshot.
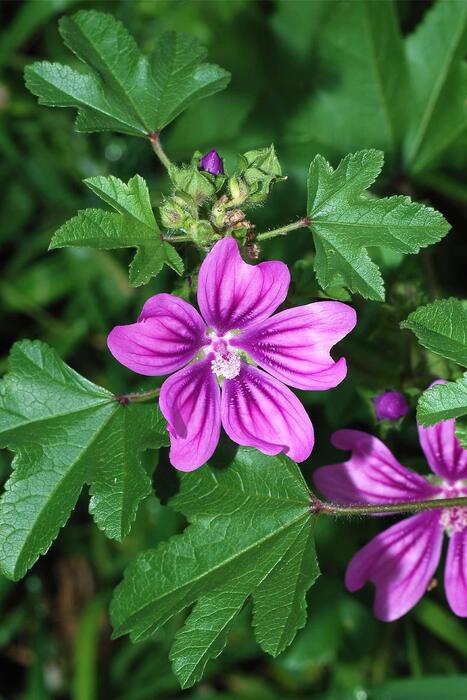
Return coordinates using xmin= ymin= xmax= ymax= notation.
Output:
xmin=404 ymin=1 xmax=467 ymax=173
xmin=415 ymin=598 xmax=467 ymax=657
xmin=371 ymin=676 xmax=467 ymax=700
xmin=286 ymin=0 xmax=407 ymax=160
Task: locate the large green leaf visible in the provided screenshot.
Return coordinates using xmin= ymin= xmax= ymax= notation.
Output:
xmin=402 ymin=298 xmax=467 ymax=366
xmin=307 ymin=150 xmax=450 ymax=300
xmin=286 ymin=0 xmax=407 ymax=160
xmin=0 ymin=340 xmax=168 ymax=580
xmin=50 ymin=174 xmax=183 ymax=286
xmin=24 ymin=10 xmax=230 ymax=137
xmin=404 ymin=1 xmax=467 ymax=173
xmin=111 ymin=449 xmax=319 ymax=689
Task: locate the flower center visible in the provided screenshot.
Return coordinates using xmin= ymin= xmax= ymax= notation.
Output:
xmin=440 ymin=507 xmax=467 ymax=536
xmin=211 ymin=351 xmax=241 ymax=379
xmin=205 ymin=330 xmax=242 ymax=380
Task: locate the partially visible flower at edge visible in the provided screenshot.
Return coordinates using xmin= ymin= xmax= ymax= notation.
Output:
xmin=374 ymin=390 xmax=409 ymax=421
xmin=199 ymin=149 xmax=224 ymax=175
xmin=314 ymin=415 xmax=467 ymax=621
xmin=108 ymin=237 xmax=356 ymax=471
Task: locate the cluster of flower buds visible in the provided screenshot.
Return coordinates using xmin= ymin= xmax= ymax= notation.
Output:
xmin=158 ymin=145 xmax=285 ymax=252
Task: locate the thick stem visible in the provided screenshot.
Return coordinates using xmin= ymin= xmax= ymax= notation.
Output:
xmin=114 ymin=388 xmax=160 ymax=406
xmin=310 ymin=494 xmax=467 ymax=517
xmin=257 ymin=217 xmax=310 ymax=241
xmin=148 ymin=131 xmax=172 ymax=170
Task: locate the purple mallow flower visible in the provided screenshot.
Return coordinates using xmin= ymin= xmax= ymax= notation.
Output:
xmin=108 ymin=237 xmax=356 ymax=471
xmin=314 ymin=417 xmax=467 ymax=621
xmin=374 ymin=390 xmax=409 ymax=421
xmin=199 ymin=149 xmax=224 ymax=175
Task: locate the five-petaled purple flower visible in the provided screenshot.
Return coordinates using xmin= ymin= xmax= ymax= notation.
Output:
xmin=314 ymin=416 xmax=467 ymax=621
xmin=108 ymin=237 xmax=356 ymax=470
xmin=199 ymin=149 xmax=224 ymax=175
xmin=374 ymin=390 xmax=409 ymax=421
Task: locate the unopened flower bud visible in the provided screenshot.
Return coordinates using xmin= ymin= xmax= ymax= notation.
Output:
xmin=199 ymin=149 xmax=224 ymax=175
xmin=374 ymin=391 xmax=409 ymax=421
xmin=228 ymin=176 xmax=249 ymax=205
xmin=191 ymin=220 xmax=216 ymax=246
xmin=159 ymin=198 xmax=187 ymax=229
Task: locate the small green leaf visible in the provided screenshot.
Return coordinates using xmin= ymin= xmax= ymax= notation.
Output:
xmin=50 ymin=175 xmax=183 ymax=286
xmin=417 ymin=375 xmax=467 ymax=427
xmin=110 ymin=449 xmax=319 ymax=689
xmin=402 ymin=298 xmax=467 ymax=367
xmin=307 ymin=150 xmax=450 ymax=300
xmin=0 ymin=340 xmax=168 ymax=580
xmin=24 ymin=10 xmax=230 ymax=137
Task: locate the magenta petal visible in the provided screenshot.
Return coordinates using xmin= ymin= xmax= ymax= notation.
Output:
xmin=159 ymin=356 xmax=221 ymax=471
xmin=107 ymin=293 xmax=206 ymax=376
xmin=346 ymin=512 xmax=443 ymax=621
xmin=445 ymin=531 xmax=467 ymax=617
xmin=418 ymin=420 xmax=467 ymax=481
xmin=197 ymin=238 xmax=290 ymax=334
xmin=232 ymin=301 xmax=356 ymax=390
xmin=221 ymin=363 xmax=314 ymax=462
xmin=314 ymin=430 xmax=440 ymax=505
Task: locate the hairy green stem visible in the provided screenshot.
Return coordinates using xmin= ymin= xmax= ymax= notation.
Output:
xmin=257 ymin=217 xmax=310 ymax=241
xmin=311 ymin=494 xmax=467 ymax=517
xmin=148 ymin=131 xmax=172 ymax=170
xmin=161 ymin=234 xmax=192 ymax=243
xmin=114 ymin=388 xmax=160 ymax=405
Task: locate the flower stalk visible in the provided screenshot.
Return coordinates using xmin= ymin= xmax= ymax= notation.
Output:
xmin=310 ymin=494 xmax=467 ymax=517
xmin=257 ymin=217 xmax=310 ymax=241
xmin=114 ymin=388 xmax=161 ymax=405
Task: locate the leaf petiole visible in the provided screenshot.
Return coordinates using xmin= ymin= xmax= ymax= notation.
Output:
xmin=149 ymin=131 xmax=172 ymax=170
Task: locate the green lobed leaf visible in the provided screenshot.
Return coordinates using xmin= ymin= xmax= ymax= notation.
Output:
xmin=110 ymin=448 xmax=319 ymax=689
xmin=404 ymin=1 xmax=467 ymax=173
xmin=306 ymin=150 xmax=450 ymax=301
xmin=24 ymin=10 xmax=230 ymax=137
xmin=50 ymin=174 xmax=183 ymax=286
xmin=402 ymin=298 xmax=467 ymax=367
xmin=417 ymin=375 xmax=467 ymax=427
xmin=0 ymin=340 xmax=168 ymax=580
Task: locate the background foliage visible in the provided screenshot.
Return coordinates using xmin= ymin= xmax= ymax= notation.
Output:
xmin=1 ymin=0 xmax=466 ymax=698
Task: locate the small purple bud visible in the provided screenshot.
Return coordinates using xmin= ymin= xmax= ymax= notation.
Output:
xmin=374 ymin=391 xmax=409 ymax=421
xmin=199 ymin=149 xmax=224 ymax=175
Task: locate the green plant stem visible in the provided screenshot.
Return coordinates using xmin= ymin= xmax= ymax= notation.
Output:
xmin=148 ymin=131 xmax=172 ymax=170
xmin=311 ymin=494 xmax=467 ymax=516
xmin=257 ymin=217 xmax=310 ymax=241
xmin=114 ymin=388 xmax=160 ymax=405
xmin=161 ymin=234 xmax=192 ymax=243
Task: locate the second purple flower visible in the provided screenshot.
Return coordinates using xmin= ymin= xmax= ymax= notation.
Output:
xmin=108 ymin=238 xmax=356 ymax=470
